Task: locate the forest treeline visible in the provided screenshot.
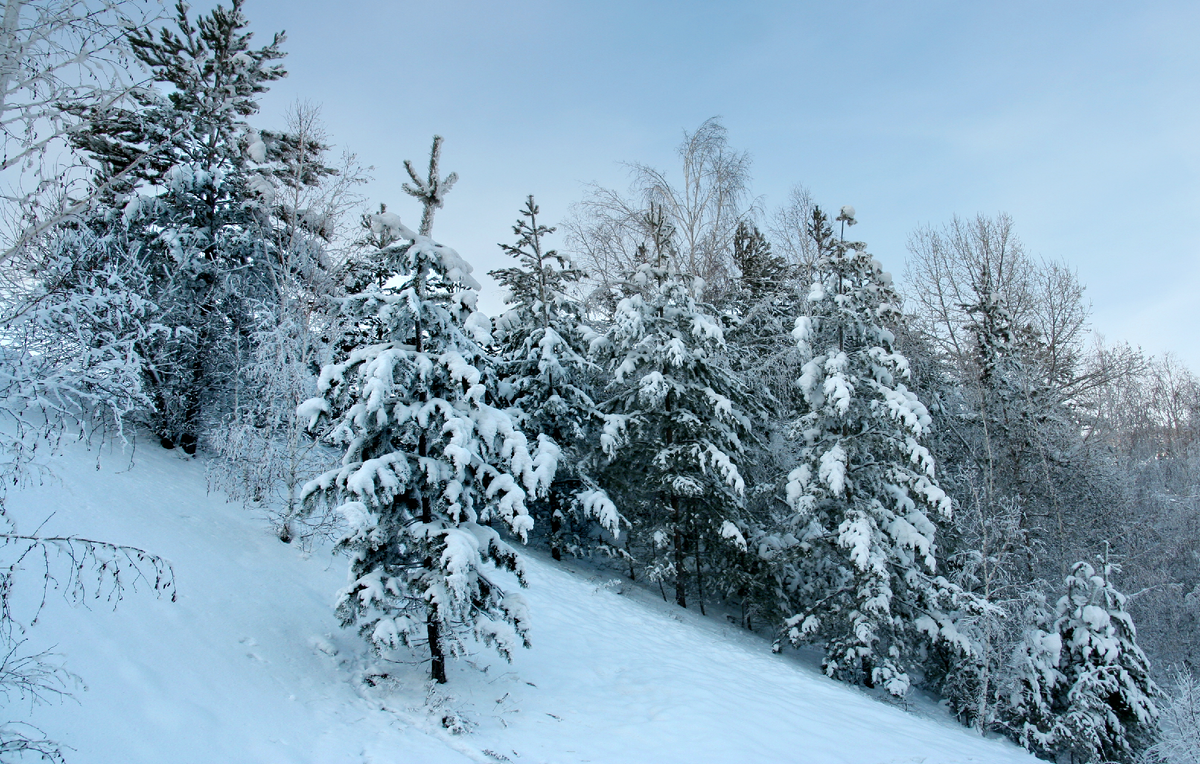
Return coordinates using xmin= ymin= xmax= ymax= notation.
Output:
xmin=1 ymin=2 xmax=1198 ymax=762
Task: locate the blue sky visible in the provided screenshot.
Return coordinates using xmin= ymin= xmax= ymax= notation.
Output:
xmin=247 ymin=0 xmax=1200 ymax=368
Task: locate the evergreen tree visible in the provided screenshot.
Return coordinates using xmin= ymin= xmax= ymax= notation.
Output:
xmin=929 ymin=490 xmax=1037 ymax=735
xmin=67 ymin=0 xmax=288 ymax=452
xmin=778 ymin=206 xmax=976 ymax=696
xmin=731 ymin=220 xmax=789 ymax=302
xmin=300 ymin=138 xmax=549 ymax=684
xmin=589 ymin=210 xmax=754 ymax=611
xmin=1009 ymin=561 xmax=1158 ymax=762
xmin=709 ymin=221 xmax=806 ymax=629
xmin=1005 ymin=592 xmax=1067 ymax=756
xmin=489 ymin=196 xmax=622 ymax=560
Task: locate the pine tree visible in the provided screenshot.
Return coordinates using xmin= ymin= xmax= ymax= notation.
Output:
xmin=300 ymin=138 xmax=548 ymax=684
xmin=66 ymin=0 xmax=288 ymax=452
xmin=731 ymin=220 xmax=790 ymax=301
xmin=1005 ymin=592 xmax=1067 ymax=755
xmin=589 ymin=209 xmax=754 ymax=611
xmin=778 ymin=206 xmax=976 ymax=696
xmin=489 ymin=196 xmax=622 ymax=560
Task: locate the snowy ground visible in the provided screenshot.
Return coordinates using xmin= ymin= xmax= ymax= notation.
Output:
xmin=4 ymin=437 xmax=1041 ymax=764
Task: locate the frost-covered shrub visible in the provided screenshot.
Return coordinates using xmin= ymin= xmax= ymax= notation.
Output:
xmin=1145 ymin=669 xmax=1200 ymax=764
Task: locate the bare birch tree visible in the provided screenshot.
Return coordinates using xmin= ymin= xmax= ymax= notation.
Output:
xmin=0 ymin=0 xmax=164 ymax=263
xmin=767 ymin=183 xmax=819 ymax=274
xmin=207 ymin=102 xmax=368 ymax=544
xmin=565 ymin=117 xmax=755 ymax=307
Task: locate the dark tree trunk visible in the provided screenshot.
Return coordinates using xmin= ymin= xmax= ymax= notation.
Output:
xmin=423 ymin=500 xmax=446 ymax=684
xmin=180 ymin=333 xmax=206 ymax=455
xmin=427 ymin=607 xmax=446 ymax=684
xmin=550 ymin=504 xmax=563 ymax=562
xmin=418 ymin=429 xmax=446 ymax=684
xmin=672 ymin=496 xmax=687 ymax=609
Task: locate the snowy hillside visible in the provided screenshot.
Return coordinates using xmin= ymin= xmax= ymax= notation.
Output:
xmin=5 ymin=438 xmax=1041 ymax=764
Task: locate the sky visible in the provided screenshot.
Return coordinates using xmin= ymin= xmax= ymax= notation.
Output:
xmin=242 ymin=0 xmax=1200 ymax=368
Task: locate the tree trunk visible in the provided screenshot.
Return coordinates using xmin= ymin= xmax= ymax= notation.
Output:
xmin=427 ymin=602 xmax=446 ymax=684
xmin=180 ymin=328 xmax=207 ymax=455
xmin=423 ymin=497 xmax=446 ymax=684
xmin=672 ymin=496 xmax=687 ymax=609
xmin=418 ymin=430 xmax=446 ymax=684
xmin=550 ymin=505 xmax=562 ymax=562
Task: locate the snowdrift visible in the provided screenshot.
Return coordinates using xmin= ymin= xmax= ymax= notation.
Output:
xmin=5 ymin=438 xmax=1039 ymax=763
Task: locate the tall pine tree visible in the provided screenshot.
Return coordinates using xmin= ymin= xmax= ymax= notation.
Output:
xmin=68 ymin=0 xmax=287 ymax=451
xmin=489 ymin=196 xmax=622 ymax=560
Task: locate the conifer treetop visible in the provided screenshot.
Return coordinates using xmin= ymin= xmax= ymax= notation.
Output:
xmin=403 ymin=134 xmax=457 ymax=237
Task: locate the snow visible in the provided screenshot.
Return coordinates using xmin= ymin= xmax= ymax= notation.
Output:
xmin=464 ymin=311 xmax=493 ymax=346
xmin=7 ymin=437 xmax=1041 ymax=764
xmin=296 ymin=396 xmax=330 ymax=430
xmin=719 ymin=520 xmax=747 ymax=551
xmin=575 ymin=488 xmax=622 ymax=535
xmin=819 ymin=442 xmax=848 ymax=496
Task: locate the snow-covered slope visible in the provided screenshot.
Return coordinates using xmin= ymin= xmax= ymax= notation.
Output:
xmin=6 ymin=439 xmax=1040 ymax=764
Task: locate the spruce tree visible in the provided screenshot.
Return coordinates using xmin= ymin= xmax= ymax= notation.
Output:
xmin=712 ymin=221 xmax=805 ymax=629
xmin=301 ymin=138 xmax=548 ymax=684
xmin=590 ymin=209 xmax=754 ymax=611
xmin=1008 ymin=560 xmax=1158 ymax=762
xmin=778 ymin=206 xmax=976 ymax=695
xmin=489 ymin=196 xmax=622 ymax=560
xmin=731 ymin=220 xmax=789 ymax=302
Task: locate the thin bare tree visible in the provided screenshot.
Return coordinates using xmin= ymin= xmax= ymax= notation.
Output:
xmin=565 ymin=117 xmax=756 ymax=308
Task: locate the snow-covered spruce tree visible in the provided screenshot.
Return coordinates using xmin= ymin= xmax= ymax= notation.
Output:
xmin=588 ymin=208 xmax=753 ymax=611
xmin=1007 ymin=560 xmax=1157 ymax=762
xmin=778 ymin=205 xmax=978 ymax=695
xmin=300 ymin=138 xmax=549 ymax=684
xmin=1003 ymin=591 xmax=1066 ymax=757
xmin=67 ymin=0 xmax=287 ymax=453
xmin=720 ymin=218 xmax=805 ymax=417
xmin=707 ymin=220 xmax=807 ymax=629
xmin=489 ymin=196 xmax=622 ymax=561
